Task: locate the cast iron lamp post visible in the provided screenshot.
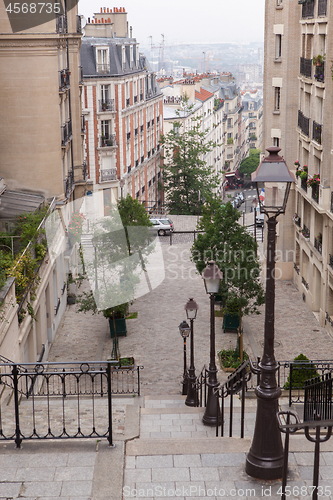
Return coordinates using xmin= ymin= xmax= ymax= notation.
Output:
xmin=179 ymin=320 xmax=190 ymax=396
xmin=202 ymin=261 xmax=223 ymax=426
xmin=184 ymin=298 xmax=199 ymax=407
xmin=245 ymin=146 xmax=295 ymax=479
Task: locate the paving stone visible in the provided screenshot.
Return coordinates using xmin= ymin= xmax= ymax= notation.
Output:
xmin=152 ymin=467 xmax=190 ymax=482
xmin=60 ymin=480 xmax=93 ymax=496
xmin=136 ymin=455 xmax=173 ymax=469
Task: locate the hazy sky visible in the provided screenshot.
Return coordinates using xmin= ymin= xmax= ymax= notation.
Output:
xmin=78 ymin=0 xmax=265 ymax=46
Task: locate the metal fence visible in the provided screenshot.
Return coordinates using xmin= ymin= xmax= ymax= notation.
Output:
xmin=304 ymin=373 xmax=333 ymax=422
xmin=0 ymin=361 xmax=142 ymax=448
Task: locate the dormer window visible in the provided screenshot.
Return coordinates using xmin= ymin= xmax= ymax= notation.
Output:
xmin=96 ymin=47 xmax=109 ymax=74
xmin=122 ymin=46 xmax=126 ymax=70
xmin=130 ymin=45 xmax=134 ymax=69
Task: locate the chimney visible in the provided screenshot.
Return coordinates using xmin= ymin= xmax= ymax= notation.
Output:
xmin=100 ymin=7 xmax=102 ymax=12
xmin=103 ymin=7 xmax=106 ymax=12
xmin=107 ymin=7 xmax=109 ymax=12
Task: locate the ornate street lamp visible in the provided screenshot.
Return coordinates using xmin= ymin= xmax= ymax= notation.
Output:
xmin=246 ymin=146 xmax=295 ymax=479
xmin=202 ymin=261 xmax=223 ymax=426
xmin=184 ymin=298 xmax=199 ymax=407
xmin=179 ymin=320 xmax=190 ymax=395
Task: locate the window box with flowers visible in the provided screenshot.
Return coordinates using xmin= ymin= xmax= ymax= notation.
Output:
xmin=301 ymin=227 xmax=310 ymax=240
xmin=307 ymin=174 xmax=320 ymax=187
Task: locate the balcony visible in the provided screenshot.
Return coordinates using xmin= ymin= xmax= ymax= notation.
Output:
xmin=100 ymin=134 xmax=116 ymax=148
xmin=56 ymin=15 xmax=67 ymax=33
xmin=314 ymin=237 xmax=322 ymax=254
xmin=61 ymin=120 xmax=72 ymax=146
xmin=126 ymin=98 xmax=130 ymax=107
xmin=147 ymin=121 xmax=151 ymax=129
xmin=141 ymin=155 xmax=144 ymax=163
xmin=140 ymin=93 xmax=144 ymax=101
xmin=312 ymin=184 xmax=319 ymax=203
xmin=100 ymin=168 xmax=117 ymax=182
xmin=135 ymin=128 xmax=138 ymax=137
xmin=82 ymin=161 xmax=88 ymax=180
xmin=329 ymin=254 xmax=333 ymax=269
xmin=301 ymin=177 xmax=308 ymax=191
xmin=312 ymin=121 xmax=322 ymax=144
xmin=127 ymin=166 xmax=131 ymax=173
xmin=59 ymin=69 xmax=70 ymax=90
xmin=148 ymin=151 xmax=151 ymax=158
xmin=64 ymin=170 xmax=74 ymax=198
xmin=135 ymin=160 xmax=139 ymax=167
xmin=81 ymin=115 xmax=85 ymax=134
xmin=314 ymin=62 xmax=325 ymax=83
xmin=298 ymin=110 xmax=310 ymax=137
xmin=293 ymin=214 xmax=301 ymax=227
xmin=302 ymin=225 xmax=310 ymax=239
xmin=140 ymin=125 xmax=144 ymax=133
xmin=318 ymin=0 xmax=327 ymax=15
xmin=96 ymin=64 xmax=110 ymax=74
xmin=302 ymin=0 xmax=314 ymax=18
xmin=134 ymin=95 xmax=138 ymax=103
xmin=76 ymin=15 xmax=82 ymax=33
xmin=294 ymin=262 xmax=300 ymax=275
xmin=126 ymin=132 xmax=131 ymax=141
xmin=99 ymin=99 xmax=115 ymax=112
xmin=300 ymin=57 xmax=312 ymax=78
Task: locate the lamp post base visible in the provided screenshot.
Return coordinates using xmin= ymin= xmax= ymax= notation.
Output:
xmin=245 ymin=387 xmax=284 ymax=479
xmin=202 ymin=384 xmax=222 ymax=427
xmin=185 ymin=373 xmax=198 ymax=407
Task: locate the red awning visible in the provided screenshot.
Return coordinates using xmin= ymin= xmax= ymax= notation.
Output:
xmin=225 ymin=170 xmax=240 ymax=179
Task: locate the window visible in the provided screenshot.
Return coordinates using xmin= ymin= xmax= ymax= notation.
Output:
xmin=122 ymin=46 xmax=126 ymax=70
xmin=275 ymin=35 xmax=282 ymax=59
xmin=273 ymin=137 xmax=280 ymax=147
xmin=101 ymin=84 xmax=109 ymax=102
xmin=101 ymin=120 xmax=110 ymax=137
xmin=97 ymin=48 xmax=109 ymax=73
xmin=274 ymin=87 xmax=281 ymax=111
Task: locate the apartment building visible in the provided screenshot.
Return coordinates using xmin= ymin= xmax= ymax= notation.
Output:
xmin=264 ymin=0 xmax=333 ymax=331
xmin=81 ymin=8 xmax=164 ymax=214
xmin=0 ymin=3 xmax=85 ymax=362
xmin=0 ymin=1 xmax=86 ymax=202
xmin=241 ymin=90 xmax=263 ymax=152
xmin=161 ymin=72 xmax=244 ymax=197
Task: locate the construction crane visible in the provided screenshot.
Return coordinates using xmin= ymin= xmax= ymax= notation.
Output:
xmin=149 ymin=34 xmax=165 ymax=73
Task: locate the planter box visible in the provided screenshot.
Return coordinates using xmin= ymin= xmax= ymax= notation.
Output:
xmin=223 ymin=314 xmax=240 ymax=333
xmin=109 ymin=316 xmax=127 ymax=338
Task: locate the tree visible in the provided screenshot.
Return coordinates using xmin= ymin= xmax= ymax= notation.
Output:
xmin=160 ymin=96 xmax=220 ymax=215
xmin=239 ymin=149 xmax=261 ymax=177
xmin=76 ymin=195 xmax=153 ymax=317
xmin=191 ymin=199 xmax=265 ymax=334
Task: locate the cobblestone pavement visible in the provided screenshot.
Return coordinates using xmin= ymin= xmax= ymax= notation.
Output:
xmin=48 ymin=214 xmax=333 ymax=396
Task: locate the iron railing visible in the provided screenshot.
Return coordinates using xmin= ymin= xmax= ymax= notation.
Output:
xmin=99 ymin=99 xmax=115 ymax=112
xmin=329 ymin=254 xmax=333 ymax=269
xmin=100 ymin=168 xmax=117 ymax=182
xmin=56 ymin=14 xmax=67 ymax=33
xmin=314 ymin=237 xmax=322 ymax=254
xmin=0 ymin=361 xmax=143 ymax=448
xmin=312 ymin=121 xmax=322 ymax=144
xmin=277 ymin=411 xmax=333 ymax=500
xmin=300 ymin=57 xmax=312 ymax=78
xmin=298 ymin=110 xmax=310 ymax=136
xmin=312 ymin=184 xmax=319 ymax=203
xmin=294 ymin=262 xmax=300 ymax=274
xmin=302 ymin=276 xmax=309 ymax=290
xmin=214 ymin=361 xmax=251 ymax=438
xmin=76 ymin=14 xmax=82 ymax=33
xmin=314 ymin=62 xmax=324 ymax=83
xmin=304 ymin=373 xmax=333 ymax=421
xmin=64 ymin=170 xmax=74 ymax=198
xmin=59 ymin=69 xmax=70 ymax=89
xmin=61 ymin=120 xmax=72 ymax=146
xmin=100 ymin=134 xmax=116 ymax=148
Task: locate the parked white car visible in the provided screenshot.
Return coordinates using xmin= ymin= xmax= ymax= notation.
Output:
xmin=149 ymin=218 xmax=174 ymax=236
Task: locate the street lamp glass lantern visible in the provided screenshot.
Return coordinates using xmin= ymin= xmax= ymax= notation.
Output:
xmin=185 ymin=298 xmax=199 ymax=320
xmin=251 ymin=147 xmax=295 ymax=217
xmin=179 ymin=320 xmax=190 ymax=338
xmin=202 ymin=261 xmax=223 ymax=295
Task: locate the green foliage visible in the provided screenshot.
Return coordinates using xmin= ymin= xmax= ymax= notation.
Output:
xmin=160 ymin=96 xmax=220 ymax=215
xmin=300 ymin=171 xmax=308 ymax=181
xmin=13 ymin=206 xmax=48 ymax=252
xmin=284 ymin=354 xmax=319 ymax=389
xmin=218 ymin=348 xmax=249 ymax=369
xmin=9 ymin=251 xmax=41 ymax=304
xmin=239 ymin=149 xmax=261 ymax=176
xmin=76 ymin=196 xmax=153 ymax=318
xmin=227 ymin=137 xmax=234 ymax=145
xmin=191 ymin=199 xmax=265 ymax=321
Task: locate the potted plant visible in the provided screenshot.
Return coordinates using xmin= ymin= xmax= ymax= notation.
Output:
xmin=103 ymin=303 xmax=128 ymax=338
xmin=300 ymin=170 xmax=308 ymax=181
xmin=312 ymin=54 xmax=325 ymax=66
xmin=307 ymin=174 xmax=320 ymax=187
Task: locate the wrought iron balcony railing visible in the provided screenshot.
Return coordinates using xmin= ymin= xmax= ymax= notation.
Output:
xmin=59 ymin=69 xmax=70 ymax=89
xmin=312 ymin=184 xmax=319 ymax=203
xmin=100 ymin=134 xmax=116 ymax=147
xmin=314 ymin=237 xmax=322 ymax=254
xmin=314 ymin=62 xmax=325 ymax=83
xmin=312 ymin=121 xmax=322 ymax=144
xmin=61 ymin=120 xmax=72 ymax=146
xmin=302 ymin=276 xmax=309 ymax=290
xmin=99 ymin=99 xmax=115 ymax=112
xmin=329 ymin=254 xmax=333 ymax=269
xmin=96 ymin=64 xmax=110 ymax=74
xmin=298 ymin=110 xmax=310 ymax=137
xmin=300 ymin=57 xmax=312 ymax=78
xmin=56 ymin=14 xmax=67 ymax=33
xmin=76 ymin=15 xmax=82 ymax=33
xmin=65 ymin=170 xmax=74 ymax=197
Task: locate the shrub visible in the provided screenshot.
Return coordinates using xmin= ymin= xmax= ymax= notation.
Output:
xmin=284 ymin=353 xmax=319 ymax=390
xmin=218 ymin=348 xmax=249 ymax=369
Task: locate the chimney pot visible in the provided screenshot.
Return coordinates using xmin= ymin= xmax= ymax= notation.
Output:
xmin=100 ymin=7 xmax=102 ymax=12
xmin=107 ymin=7 xmax=109 ymax=12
